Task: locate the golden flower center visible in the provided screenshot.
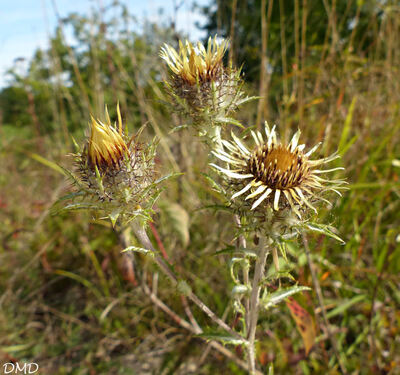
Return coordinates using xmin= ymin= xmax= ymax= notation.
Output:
xmin=265 ymin=147 xmax=296 ymax=172
xmin=248 ymin=145 xmax=309 ymax=189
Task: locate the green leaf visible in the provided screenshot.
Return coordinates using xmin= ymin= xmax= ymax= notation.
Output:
xmin=326 ymin=295 xmax=366 ymax=319
xmin=169 ymin=124 xmax=189 ymax=133
xmin=215 ymin=116 xmax=245 ymax=128
xmin=54 ymin=191 xmax=86 ymax=203
xmin=0 ymin=343 xmax=34 ymax=353
xmin=25 ymin=151 xmax=66 ymax=176
xmin=338 ymin=96 xmax=357 ymax=155
xmin=197 ymin=331 xmax=247 ymax=346
xmin=262 ymin=286 xmax=311 ymax=310
xmin=195 ymin=204 xmax=232 ymax=213
xmin=268 ymin=364 xmax=274 ymax=375
xmin=264 ymin=270 xmax=295 ymax=282
xmin=58 ymin=165 xmax=88 ymax=190
xmin=236 ymin=95 xmax=261 ymax=107
xmin=153 ymin=172 xmax=183 ymax=186
xmin=54 ymin=202 xmax=100 ymax=214
xmin=122 ymin=245 xmax=155 ymax=257
xmin=109 ymin=209 xmax=121 ymax=227
xmin=54 ymin=269 xmax=103 ymax=299
xmin=215 ymin=244 xmax=258 ymax=257
xmin=277 ymin=241 xmax=288 ymax=261
xmin=229 ymin=257 xmax=249 ymax=284
xmin=306 ymin=222 xmax=345 ymax=244
xmin=177 ymin=280 xmax=192 ymax=296
xmin=201 ymin=172 xmax=226 ymax=196
xmin=347 ymin=181 xmax=400 ymax=190
xmin=232 ymin=285 xmax=249 ymax=296
xmin=94 ymin=165 xmax=105 ymax=195
xmin=71 ymin=135 xmax=81 ymax=151
xmin=339 ymin=134 xmax=358 ymax=157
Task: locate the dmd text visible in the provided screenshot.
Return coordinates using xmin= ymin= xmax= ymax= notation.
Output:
xmin=2 ymin=363 xmax=39 ymax=374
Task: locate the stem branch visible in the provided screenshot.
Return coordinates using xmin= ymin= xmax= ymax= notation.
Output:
xmin=247 ymin=238 xmax=269 ymax=374
xmin=133 ymin=224 xmax=244 ymax=341
xmin=142 ymin=280 xmax=262 ymax=374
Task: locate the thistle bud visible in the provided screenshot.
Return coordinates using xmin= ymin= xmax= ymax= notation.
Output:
xmin=87 ymin=113 xmax=128 ymax=169
xmin=160 ymin=36 xmax=244 ymax=132
xmin=63 ymin=105 xmax=159 ymax=226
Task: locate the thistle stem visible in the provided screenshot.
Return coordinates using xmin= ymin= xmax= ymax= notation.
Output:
xmin=141 ymin=280 xmax=263 ymax=374
xmin=234 ymin=214 xmax=250 ymax=330
xmin=132 ymin=224 xmax=244 ymax=341
xmin=119 ymin=228 xmax=260 ymax=374
xmin=210 ymin=123 xmax=223 ymax=148
xmin=247 ymin=237 xmax=269 ymax=374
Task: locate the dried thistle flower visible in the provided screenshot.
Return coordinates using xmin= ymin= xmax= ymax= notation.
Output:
xmin=160 ymin=36 xmax=244 ymax=130
xmin=211 ymin=123 xmax=346 ymax=231
xmin=62 ymin=105 xmax=159 ymax=226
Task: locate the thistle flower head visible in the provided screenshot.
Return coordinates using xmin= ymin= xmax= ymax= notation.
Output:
xmin=160 ymin=36 xmax=228 ymax=85
xmin=211 ymin=123 xmax=346 ymax=223
xmin=88 ymin=111 xmax=128 ymax=169
xmin=63 ymin=105 xmax=159 ymax=226
xmin=160 ymin=36 xmax=244 ymax=131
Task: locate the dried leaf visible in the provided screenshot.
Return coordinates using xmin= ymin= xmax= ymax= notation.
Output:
xmin=286 ymin=297 xmax=316 ymax=355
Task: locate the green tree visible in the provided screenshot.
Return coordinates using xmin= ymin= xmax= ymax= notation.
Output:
xmin=198 ymin=0 xmax=383 ymax=82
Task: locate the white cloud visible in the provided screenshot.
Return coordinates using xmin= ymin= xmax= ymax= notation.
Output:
xmin=0 ymin=32 xmax=48 ymax=87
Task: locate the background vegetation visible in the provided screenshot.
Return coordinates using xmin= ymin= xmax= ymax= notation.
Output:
xmin=1 ymin=0 xmax=399 ymax=373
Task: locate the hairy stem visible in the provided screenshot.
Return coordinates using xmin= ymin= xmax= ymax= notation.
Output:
xmin=247 ymin=238 xmax=269 ymax=374
xmin=234 ymin=214 xmax=250 ymax=331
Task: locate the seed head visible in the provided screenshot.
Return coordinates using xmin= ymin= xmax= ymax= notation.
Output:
xmin=211 ymin=123 xmax=346 ymax=222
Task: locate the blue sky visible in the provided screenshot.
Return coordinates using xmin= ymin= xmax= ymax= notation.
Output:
xmin=0 ymin=0 xmax=209 ymax=87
